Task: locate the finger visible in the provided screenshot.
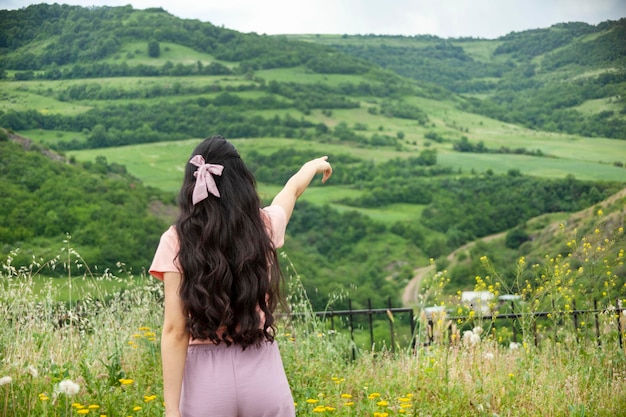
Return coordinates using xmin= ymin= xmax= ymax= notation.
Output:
xmin=322 ymin=168 xmax=332 ymax=183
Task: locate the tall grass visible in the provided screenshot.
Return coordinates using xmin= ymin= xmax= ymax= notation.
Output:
xmin=1 ymin=228 xmax=625 ymax=416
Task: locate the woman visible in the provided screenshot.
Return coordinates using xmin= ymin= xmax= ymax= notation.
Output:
xmin=149 ymin=135 xmax=332 ymax=417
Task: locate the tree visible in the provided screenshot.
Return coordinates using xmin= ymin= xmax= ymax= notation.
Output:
xmin=87 ymin=124 xmax=108 ymax=148
xmin=148 ymin=39 xmax=160 ymax=58
xmin=505 ymin=227 xmax=529 ymax=249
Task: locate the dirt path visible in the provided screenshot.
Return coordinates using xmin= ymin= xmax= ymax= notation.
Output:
xmin=401 ymin=263 xmax=435 ymax=306
xmin=401 ymin=231 xmax=506 ymax=307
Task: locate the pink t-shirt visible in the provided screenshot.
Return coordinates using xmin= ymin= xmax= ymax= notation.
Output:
xmin=149 ymin=205 xmax=286 ymax=280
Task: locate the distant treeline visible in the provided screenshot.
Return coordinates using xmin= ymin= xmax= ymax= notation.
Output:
xmin=453 ymin=136 xmax=546 ymax=157
xmin=9 ymin=60 xmax=234 ymax=80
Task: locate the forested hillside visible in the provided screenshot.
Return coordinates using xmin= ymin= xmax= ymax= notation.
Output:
xmin=290 ymin=19 xmax=626 ymax=139
xmin=1 ymin=4 xmax=624 ymax=310
xmin=0 ymin=130 xmax=169 ymax=273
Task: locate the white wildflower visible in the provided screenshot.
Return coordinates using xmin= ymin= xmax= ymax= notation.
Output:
xmin=469 ymin=333 xmax=481 ymax=346
xmin=56 ymin=379 xmax=80 ymax=396
xmin=472 ymin=326 xmax=483 ymax=335
xmin=27 ymin=365 xmax=39 ymax=378
xmin=462 ymin=330 xmax=474 ymax=344
xmin=509 ymin=342 xmax=520 ymax=350
xmin=0 ymin=376 xmax=12 ymax=386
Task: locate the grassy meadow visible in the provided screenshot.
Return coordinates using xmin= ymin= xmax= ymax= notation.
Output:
xmin=1 ymin=222 xmax=625 ymax=417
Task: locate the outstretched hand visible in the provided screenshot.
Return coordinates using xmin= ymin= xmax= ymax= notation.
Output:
xmin=310 ymin=156 xmax=333 ymax=183
xmin=271 ymin=156 xmax=334 ymax=223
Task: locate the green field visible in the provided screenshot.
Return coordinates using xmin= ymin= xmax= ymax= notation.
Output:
xmin=108 ymin=41 xmax=226 ymax=67
xmin=1 ymin=86 xmax=93 ymax=115
xmin=256 ymin=67 xmax=370 ymax=85
xmin=5 ymin=70 xmax=626 ymax=185
xmin=67 ymin=129 xmax=626 ymax=197
xmin=5 ymin=68 xmax=621 ymax=203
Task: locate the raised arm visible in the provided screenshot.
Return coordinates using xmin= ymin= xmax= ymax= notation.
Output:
xmin=271 ymin=156 xmax=332 ymax=224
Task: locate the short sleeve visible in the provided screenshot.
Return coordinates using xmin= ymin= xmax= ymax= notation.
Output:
xmin=149 ymin=226 xmax=182 ymax=281
xmin=261 ymin=205 xmax=287 ymax=248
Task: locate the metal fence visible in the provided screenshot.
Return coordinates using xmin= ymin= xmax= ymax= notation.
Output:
xmin=309 ymin=298 xmax=625 ymax=358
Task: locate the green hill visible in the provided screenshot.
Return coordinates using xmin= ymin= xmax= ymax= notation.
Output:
xmin=0 ymin=4 xmax=624 ymax=310
xmin=0 ymin=130 xmax=169 ymax=274
xmin=287 ymin=20 xmax=626 ymax=139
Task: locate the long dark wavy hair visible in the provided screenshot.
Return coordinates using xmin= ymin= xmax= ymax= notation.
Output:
xmin=175 ymin=135 xmax=282 ymax=349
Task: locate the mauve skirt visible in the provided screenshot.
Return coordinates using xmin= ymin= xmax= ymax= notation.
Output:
xmin=180 ymin=341 xmax=296 ymax=417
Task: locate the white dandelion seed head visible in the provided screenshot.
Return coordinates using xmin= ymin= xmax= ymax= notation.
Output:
xmin=472 ymin=326 xmax=483 ymax=335
xmin=27 ymin=365 xmax=39 ymax=378
xmin=509 ymin=342 xmax=520 ymax=350
xmin=56 ymin=379 xmax=80 ymax=396
xmin=462 ymin=330 xmax=474 ymax=343
xmin=0 ymin=376 xmax=12 ymax=386
xmin=469 ymin=333 xmax=481 ymax=346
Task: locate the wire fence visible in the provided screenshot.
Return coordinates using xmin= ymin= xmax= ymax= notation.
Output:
xmin=307 ymin=298 xmax=625 ymax=359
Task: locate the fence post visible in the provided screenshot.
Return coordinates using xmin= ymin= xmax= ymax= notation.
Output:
xmin=572 ymin=299 xmax=579 ymax=343
xmin=551 ymin=297 xmax=558 ymax=344
xmin=348 ymin=299 xmax=356 ymax=360
xmin=616 ymin=298 xmax=623 ymax=350
xmin=594 ymin=299 xmax=601 ymax=347
xmin=428 ymin=317 xmax=434 ymax=346
xmin=387 ymin=297 xmax=395 ymax=354
xmin=409 ymin=307 xmax=416 ymax=351
xmin=511 ymin=300 xmax=517 ymax=343
xmin=368 ymin=298 xmax=374 ymax=349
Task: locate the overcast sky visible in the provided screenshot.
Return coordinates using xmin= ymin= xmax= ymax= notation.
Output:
xmin=3 ymin=0 xmax=625 ymax=39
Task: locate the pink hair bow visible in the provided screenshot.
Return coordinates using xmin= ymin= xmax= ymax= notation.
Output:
xmin=189 ymin=155 xmax=224 ymax=204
